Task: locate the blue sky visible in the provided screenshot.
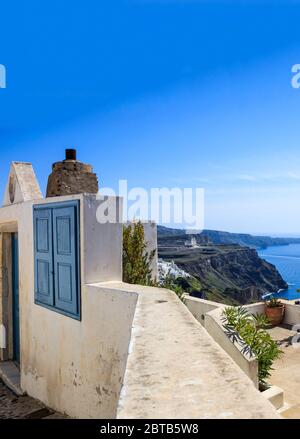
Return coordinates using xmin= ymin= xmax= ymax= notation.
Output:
xmin=1 ymin=0 xmax=300 ymax=234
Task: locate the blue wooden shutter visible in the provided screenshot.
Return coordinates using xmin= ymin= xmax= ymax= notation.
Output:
xmin=34 ymin=208 xmax=54 ymax=306
xmin=52 ymin=203 xmax=79 ymax=317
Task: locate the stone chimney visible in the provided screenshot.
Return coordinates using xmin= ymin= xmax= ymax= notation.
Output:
xmin=46 ymin=149 xmax=99 ymax=197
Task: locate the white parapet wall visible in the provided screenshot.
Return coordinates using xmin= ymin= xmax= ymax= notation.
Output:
xmin=185 ymin=296 xmax=225 ymax=326
xmin=281 ymin=300 xmax=300 ymax=327
xmin=243 ymin=302 xmax=265 ymax=315
xmin=23 ymin=283 xmax=138 ymax=418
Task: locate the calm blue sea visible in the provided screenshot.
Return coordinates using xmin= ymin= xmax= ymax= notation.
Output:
xmin=258 ymin=243 xmax=300 ymax=301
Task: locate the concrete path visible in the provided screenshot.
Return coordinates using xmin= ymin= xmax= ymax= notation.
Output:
xmin=268 ymin=325 xmax=300 ymax=418
xmin=99 ymin=282 xmax=278 ymax=419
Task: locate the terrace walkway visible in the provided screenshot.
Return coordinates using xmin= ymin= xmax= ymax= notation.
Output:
xmin=94 ymin=282 xmax=279 ymax=419
xmin=267 ymin=325 xmax=300 ymax=419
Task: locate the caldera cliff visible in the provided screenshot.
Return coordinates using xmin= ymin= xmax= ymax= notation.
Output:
xmin=158 ymin=232 xmax=288 ymax=305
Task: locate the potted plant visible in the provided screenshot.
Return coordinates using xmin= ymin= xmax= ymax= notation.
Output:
xmin=265 ymin=298 xmax=285 ymax=326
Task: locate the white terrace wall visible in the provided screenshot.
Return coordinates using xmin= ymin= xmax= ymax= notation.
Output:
xmin=0 ymin=194 xmax=139 ymax=418
xmin=185 ymin=295 xmax=224 ymax=326
xmin=244 ymin=300 xmax=300 ymax=327
xmin=23 ymin=282 xmax=137 ymax=418
xmin=243 ymin=302 xmax=265 ymax=315
xmin=280 ymin=300 xmax=300 ymax=327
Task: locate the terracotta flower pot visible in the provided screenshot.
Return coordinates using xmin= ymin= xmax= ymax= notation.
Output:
xmin=265 ymin=304 xmax=285 ymax=326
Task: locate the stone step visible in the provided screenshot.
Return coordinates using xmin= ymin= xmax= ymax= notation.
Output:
xmin=0 ymin=361 xmax=24 ymax=396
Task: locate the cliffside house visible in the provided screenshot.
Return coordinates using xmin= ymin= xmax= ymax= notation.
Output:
xmin=0 ymin=151 xmax=279 ymax=419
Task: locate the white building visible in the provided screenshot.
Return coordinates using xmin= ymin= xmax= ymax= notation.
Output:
xmin=0 ymin=159 xmax=279 ymax=419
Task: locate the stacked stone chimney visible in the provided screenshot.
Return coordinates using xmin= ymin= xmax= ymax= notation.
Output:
xmin=46 ymin=149 xmax=99 ymax=197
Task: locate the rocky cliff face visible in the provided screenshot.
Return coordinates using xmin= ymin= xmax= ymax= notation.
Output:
xmin=157 ymin=225 xmax=300 ymax=249
xmin=158 ymin=241 xmax=288 ymax=305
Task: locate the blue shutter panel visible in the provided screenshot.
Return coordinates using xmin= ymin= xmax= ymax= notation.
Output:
xmin=52 ymin=204 xmax=79 ymax=317
xmin=34 ymin=208 xmax=54 ymax=306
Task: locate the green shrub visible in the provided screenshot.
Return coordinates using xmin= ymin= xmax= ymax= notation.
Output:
xmin=160 ymin=272 xmax=186 ymax=303
xmin=222 ymin=306 xmax=282 ymax=386
xmin=123 ymin=221 xmax=156 ymax=286
xmin=265 ymin=298 xmax=283 ymax=308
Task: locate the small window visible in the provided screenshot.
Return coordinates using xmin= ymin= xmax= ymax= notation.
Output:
xmin=33 ymin=201 xmax=81 ymax=320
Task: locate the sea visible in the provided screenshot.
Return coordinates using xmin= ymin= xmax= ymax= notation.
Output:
xmin=257 ymin=243 xmax=300 ymax=301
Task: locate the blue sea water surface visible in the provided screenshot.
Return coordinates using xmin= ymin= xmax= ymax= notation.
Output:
xmin=258 ymin=243 xmax=300 ymax=301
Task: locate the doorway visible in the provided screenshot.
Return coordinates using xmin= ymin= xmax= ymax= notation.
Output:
xmin=12 ymin=233 xmax=20 ymax=365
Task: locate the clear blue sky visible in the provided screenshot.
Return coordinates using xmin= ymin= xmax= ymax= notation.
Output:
xmin=1 ymin=0 xmax=300 ymax=234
